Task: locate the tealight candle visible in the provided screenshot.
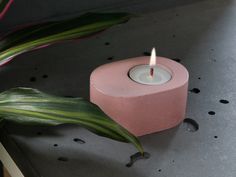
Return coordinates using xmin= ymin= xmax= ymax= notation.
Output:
xmin=129 ymin=65 xmax=172 ymax=85
xmin=129 ymin=48 xmax=172 ymax=85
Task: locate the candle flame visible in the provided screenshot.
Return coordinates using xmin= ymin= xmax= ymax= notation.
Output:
xmin=149 ymin=48 xmax=156 ymax=66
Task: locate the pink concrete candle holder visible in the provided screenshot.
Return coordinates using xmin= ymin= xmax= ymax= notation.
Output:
xmin=90 ymin=56 xmax=189 ymax=136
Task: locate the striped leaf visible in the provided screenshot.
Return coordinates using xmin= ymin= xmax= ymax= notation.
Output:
xmin=0 ymin=87 xmax=144 ymax=153
xmin=0 ymin=0 xmax=13 ymax=20
xmin=0 ymin=12 xmax=131 ymax=66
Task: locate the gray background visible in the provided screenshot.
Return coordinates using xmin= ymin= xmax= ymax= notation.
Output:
xmin=1 ymin=0 xmax=236 ymax=177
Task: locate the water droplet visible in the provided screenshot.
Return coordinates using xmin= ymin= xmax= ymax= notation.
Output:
xmin=126 ymin=152 xmax=150 ymax=167
xmin=183 ymin=118 xmax=199 ymax=132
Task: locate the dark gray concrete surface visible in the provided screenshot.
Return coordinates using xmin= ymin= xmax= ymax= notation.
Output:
xmin=0 ymin=0 xmax=236 ymax=176
xmin=0 ymin=0 xmax=203 ymax=33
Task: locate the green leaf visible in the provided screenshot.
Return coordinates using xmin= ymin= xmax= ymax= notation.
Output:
xmin=0 ymin=12 xmax=131 ymax=65
xmin=0 ymin=0 xmax=13 ymax=19
xmin=0 ymin=87 xmax=144 ymax=154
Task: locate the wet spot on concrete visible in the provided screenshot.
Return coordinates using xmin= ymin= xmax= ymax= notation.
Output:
xmin=42 ymin=74 xmax=48 ymax=78
xmin=30 ymin=77 xmax=36 ymax=82
xmin=37 ymin=132 xmax=42 ymax=135
xmin=58 ymin=157 xmax=68 ymax=162
xmin=208 ymin=111 xmax=215 ymax=115
xmin=172 ymin=58 xmax=181 ymax=62
xmin=219 ymin=99 xmax=229 ymax=104
xmin=189 ymin=88 xmax=200 ymax=94
xmin=107 ymin=57 xmax=114 ymax=60
xmin=143 ymin=52 xmax=151 ymax=56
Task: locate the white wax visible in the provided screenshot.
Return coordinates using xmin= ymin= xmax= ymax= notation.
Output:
xmin=129 ymin=65 xmax=172 ymax=85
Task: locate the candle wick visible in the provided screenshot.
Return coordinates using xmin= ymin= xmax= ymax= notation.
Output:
xmin=150 ymin=67 xmax=154 ymax=77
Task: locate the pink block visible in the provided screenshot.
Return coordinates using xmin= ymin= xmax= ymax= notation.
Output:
xmin=90 ymin=56 xmax=189 ymax=136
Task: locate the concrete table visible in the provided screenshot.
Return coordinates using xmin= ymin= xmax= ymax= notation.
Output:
xmin=0 ymin=0 xmax=236 ymax=176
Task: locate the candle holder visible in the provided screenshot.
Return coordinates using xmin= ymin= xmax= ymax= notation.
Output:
xmin=90 ymin=56 xmax=189 ymax=136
